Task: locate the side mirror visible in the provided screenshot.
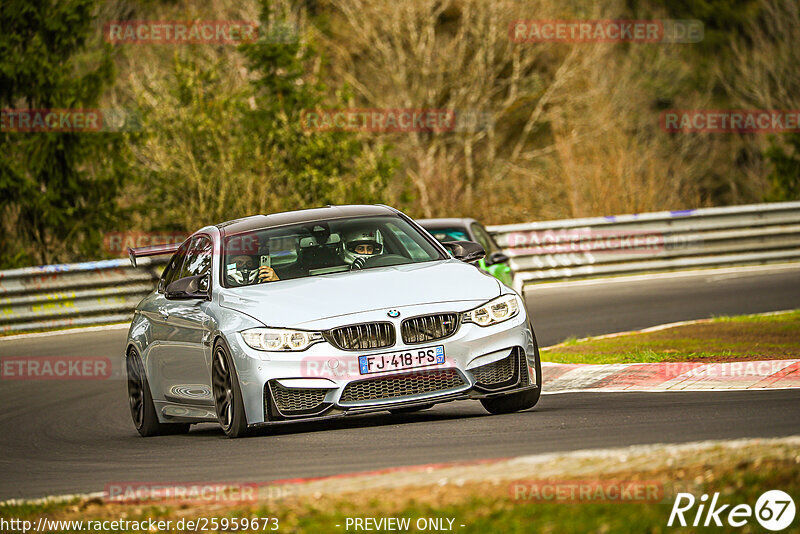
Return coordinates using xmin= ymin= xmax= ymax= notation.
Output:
xmin=165 ymin=274 xmax=210 ymax=300
xmin=486 ymin=251 xmax=510 ymax=266
xmin=442 ymin=241 xmax=486 ymax=263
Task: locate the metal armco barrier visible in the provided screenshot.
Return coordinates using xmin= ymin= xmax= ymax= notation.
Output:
xmin=487 ymin=201 xmax=800 ymax=292
xmin=0 ymin=257 xmax=165 ymax=333
xmin=1 ymin=201 xmax=799 ymax=333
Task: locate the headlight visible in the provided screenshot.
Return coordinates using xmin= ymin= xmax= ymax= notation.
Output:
xmin=463 ymin=294 xmax=521 ymax=327
xmin=240 ymin=328 xmax=324 ymax=351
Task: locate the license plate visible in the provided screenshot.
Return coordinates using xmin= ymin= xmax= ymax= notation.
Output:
xmin=358 ymin=345 xmax=445 ymax=375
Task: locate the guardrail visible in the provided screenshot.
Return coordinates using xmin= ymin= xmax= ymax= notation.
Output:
xmin=0 ymin=257 xmax=165 ymax=333
xmin=487 ymin=201 xmax=800 ymax=292
xmin=1 ymin=201 xmax=799 ymax=333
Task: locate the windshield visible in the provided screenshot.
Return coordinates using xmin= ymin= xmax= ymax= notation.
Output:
xmin=426 ymin=227 xmax=469 ymax=243
xmin=222 ymin=215 xmax=446 ymax=287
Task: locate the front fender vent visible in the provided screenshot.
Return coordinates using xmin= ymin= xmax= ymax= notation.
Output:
xmin=470 ymin=348 xmax=527 ymax=391
xmin=266 ymin=381 xmax=331 ymax=418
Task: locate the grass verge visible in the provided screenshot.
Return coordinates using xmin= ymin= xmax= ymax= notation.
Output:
xmin=1 ymin=439 xmax=798 ymax=533
xmin=541 ymin=310 xmax=800 ymax=365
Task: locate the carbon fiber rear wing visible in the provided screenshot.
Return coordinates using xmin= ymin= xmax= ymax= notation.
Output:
xmin=128 ymin=243 xmax=180 ymax=268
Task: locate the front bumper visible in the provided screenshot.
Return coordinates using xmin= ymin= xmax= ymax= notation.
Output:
xmin=228 ymin=303 xmax=538 ymax=425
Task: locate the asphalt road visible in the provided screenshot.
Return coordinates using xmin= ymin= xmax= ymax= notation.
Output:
xmin=1 ymin=264 xmax=799 ymax=500
xmin=525 ymin=263 xmax=800 ymax=345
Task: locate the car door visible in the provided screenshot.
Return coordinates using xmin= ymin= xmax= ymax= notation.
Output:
xmin=141 ymin=240 xmax=188 ymax=402
xmin=155 ymin=235 xmax=215 ymax=406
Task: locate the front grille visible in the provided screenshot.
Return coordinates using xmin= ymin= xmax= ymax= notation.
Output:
xmin=401 ymin=313 xmax=459 ymax=344
xmin=268 ymin=382 xmax=329 ymax=415
xmin=326 ymin=322 xmax=395 ymax=351
xmin=472 ymin=353 xmax=516 ymax=386
xmin=340 ymin=369 xmax=465 ymax=403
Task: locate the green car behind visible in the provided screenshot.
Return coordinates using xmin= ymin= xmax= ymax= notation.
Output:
xmin=418 ymin=218 xmax=514 ymax=287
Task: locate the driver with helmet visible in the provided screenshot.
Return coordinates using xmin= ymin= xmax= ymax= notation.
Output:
xmin=342 ymin=228 xmax=384 ymax=269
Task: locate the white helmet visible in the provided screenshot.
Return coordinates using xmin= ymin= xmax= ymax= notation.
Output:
xmin=342 ymin=228 xmax=383 ymax=266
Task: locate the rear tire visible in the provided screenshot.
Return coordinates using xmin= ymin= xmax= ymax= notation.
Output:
xmin=480 ymin=329 xmax=542 ymax=415
xmin=127 ymin=348 xmax=190 ymax=437
xmin=212 ymin=339 xmax=250 ymax=438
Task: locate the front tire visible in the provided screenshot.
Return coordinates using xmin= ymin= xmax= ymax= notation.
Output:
xmin=212 ymin=340 xmax=250 ymax=438
xmin=480 ymin=329 xmax=543 ymax=415
xmin=126 ymin=348 xmax=190 ymax=437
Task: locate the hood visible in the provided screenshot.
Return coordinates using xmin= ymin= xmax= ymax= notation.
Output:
xmin=219 ymin=259 xmax=500 ymax=328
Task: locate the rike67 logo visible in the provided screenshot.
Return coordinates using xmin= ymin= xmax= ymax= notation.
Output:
xmin=668 ymin=490 xmax=796 ymax=531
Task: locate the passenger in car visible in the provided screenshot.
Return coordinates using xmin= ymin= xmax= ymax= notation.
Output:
xmin=227 ymin=255 xmax=280 ymax=285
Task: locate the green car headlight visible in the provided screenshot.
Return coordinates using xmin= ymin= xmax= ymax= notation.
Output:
xmin=462 ymin=294 xmax=521 ymax=327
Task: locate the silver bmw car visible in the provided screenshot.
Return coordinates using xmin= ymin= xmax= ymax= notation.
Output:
xmin=125 ymin=205 xmax=541 ymax=438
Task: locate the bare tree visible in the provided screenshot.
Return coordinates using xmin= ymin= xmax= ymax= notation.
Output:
xmin=723 ymin=0 xmax=800 ymax=110
xmin=319 ymin=0 xmax=594 ymax=218
xmin=318 ymin=0 xmax=717 ymax=221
